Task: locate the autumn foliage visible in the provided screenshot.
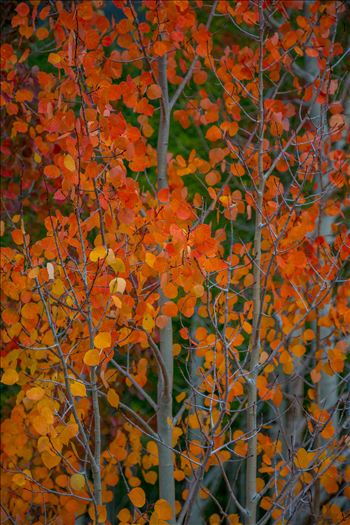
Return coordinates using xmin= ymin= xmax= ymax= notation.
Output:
xmin=1 ymin=1 xmax=349 ymax=525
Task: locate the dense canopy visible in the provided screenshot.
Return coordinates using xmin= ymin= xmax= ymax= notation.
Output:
xmin=1 ymin=1 xmax=349 ymax=525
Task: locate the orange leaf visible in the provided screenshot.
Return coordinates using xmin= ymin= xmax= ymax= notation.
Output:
xmin=145 ymin=252 xmax=156 ymax=268
xmin=48 ymin=53 xmax=61 ymax=65
xmin=12 ymin=473 xmax=26 ymax=487
xmin=291 ymin=344 xmax=305 ymax=357
xmin=306 ymin=48 xmax=318 ymax=57
xmin=321 ymin=422 xmax=334 ymax=439
xmin=70 ymin=381 xmax=87 ymax=397
xmin=88 ymin=505 xmax=107 ymax=523
xmin=230 ymin=163 xmax=245 ymax=177
xmin=83 ymin=349 xmax=100 ymax=367
xmin=15 ymin=89 xmax=33 ymax=103
xmin=156 ymin=315 xmax=170 ymax=329
xmin=162 ymin=301 xmax=178 ymax=317
xmin=153 ymin=41 xmax=168 ymax=57
xmin=148 ymin=84 xmax=162 ymax=100
xmin=205 ymin=125 xmax=221 ymax=142
xmin=154 ymin=499 xmax=173 ymax=520
xmin=107 ymin=388 xmax=120 ymax=408
xmin=163 ymin=283 xmax=178 ymax=299
xmin=41 ymin=451 xmax=60 ymax=469
xmin=27 ymin=387 xmax=45 ymax=401
xmin=16 ymin=2 xmax=30 ymax=16
xmin=1 ymin=369 xmax=19 ymax=385
xmin=303 ymin=329 xmax=315 ymax=342
xmin=205 ymin=170 xmax=221 ymax=186
xmin=128 ymin=487 xmax=146 ymax=507
xmin=158 ymin=187 xmax=169 ymax=203
xmin=193 ymin=284 xmax=204 ymax=298
xmin=12 ymin=229 xmax=24 ymax=245
xmin=44 ymin=165 xmax=60 ymax=179
xmin=117 ymin=509 xmax=132 ymax=522
xmin=242 ymin=321 xmax=252 ymax=335
xmin=294 ymin=448 xmax=315 ymax=469
xmin=94 ymin=332 xmax=111 ymax=349
xmin=37 ymin=27 xmax=49 ymax=40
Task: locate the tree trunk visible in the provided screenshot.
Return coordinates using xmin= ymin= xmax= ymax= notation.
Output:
xmin=156 ymin=53 xmax=176 ymax=523
xmin=245 ymin=3 xmax=265 ymax=525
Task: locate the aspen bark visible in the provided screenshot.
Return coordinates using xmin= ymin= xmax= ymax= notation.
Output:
xmin=245 ymin=3 xmax=265 ymax=524
xmin=187 ymin=311 xmax=205 ymax=525
xmin=156 ymin=53 xmax=176 ymax=523
xmin=306 ymin=48 xmax=338 ymax=524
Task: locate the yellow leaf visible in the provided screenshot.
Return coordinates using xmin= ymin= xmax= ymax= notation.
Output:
xmin=1 ymin=369 xmax=19 ymax=385
xmin=128 ymin=487 xmax=146 ymax=508
xmin=83 ymin=349 xmax=100 ymax=367
xmin=112 ymin=295 xmax=122 ymax=309
xmin=63 ymin=154 xmax=76 ymax=172
xmin=51 ymin=278 xmax=65 ymax=297
xmin=142 ymin=313 xmax=155 ymax=333
xmin=94 ymin=332 xmax=111 ymax=349
xmin=70 ymin=473 xmax=85 ymax=491
xmin=89 ymin=245 xmax=107 ymax=262
xmin=27 ymin=387 xmax=45 ymax=401
xmin=294 ymin=448 xmax=315 ymax=470
xmin=105 ymin=248 xmax=115 ymax=264
xmin=70 ymin=381 xmax=87 ymax=397
xmin=107 ymin=388 xmax=119 ymax=408
xmin=154 ymin=498 xmax=173 ymax=520
xmin=110 ymin=257 xmax=126 ymax=273
xmin=145 ymin=252 xmax=156 ymax=268
xmin=109 ymin=277 xmax=126 ymax=294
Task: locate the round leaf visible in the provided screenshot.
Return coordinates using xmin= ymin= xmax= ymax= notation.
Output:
xmin=128 ymin=487 xmax=146 ymax=508
xmin=1 ymin=369 xmax=19 ymax=385
xmin=107 ymin=388 xmax=119 ymax=408
xmin=94 ymin=332 xmax=111 ymax=349
xmin=154 ymin=498 xmax=173 ymax=520
xmin=70 ymin=473 xmax=85 ymax=491
xmin=83 ymin=349 xmax=100 ymax=367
